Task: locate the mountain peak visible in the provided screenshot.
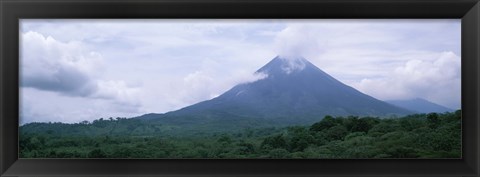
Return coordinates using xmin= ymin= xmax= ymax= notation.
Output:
xmin=257 ymin=56 xmax=313 ymax=75
xmin=140 ymin=56 xmax=413 ymax=129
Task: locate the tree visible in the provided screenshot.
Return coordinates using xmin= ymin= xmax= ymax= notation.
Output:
xmin=88 ymin=149 xmax=107 ymax=158
xmin=310 ymin=115 xmax=337 ymax=132
xmin=368 ymin=122 xmax=400 ymax=136
xmin=351 ymin=118 xmax=372 ymax=133
xmin=312 ymin=131 xmax=328 ymax=146
xmin=454 ymin=110 xmax=461 ymax=119
xmin=344 ymin=145 xmax=379 ymax=158
xmin=326 ymin=125 xmax=348 ymax=141
xmin=427 ymin=113 xmax=440 ymax=128
xmin=287 ymin=127 xmax=314 ymax=152
xmin=268 ymin=148 xmax=290 ymax=158
xmin=386 ymin=146 xmax=418 ymax=158
xmin=399 ymin=117 xmax=425 ymax=131
xmin=261 ymin=134 xmax=287 ymax=150
xmin=217 ymin=135 xmax=233 ymax=144
xmin=235 ymin=141 xmax=255 ymax=155
xmin=344 ymin=116 xmax=359 ymax=131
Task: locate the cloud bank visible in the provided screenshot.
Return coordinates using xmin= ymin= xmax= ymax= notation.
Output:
xmin=20 ymin=31 xmax=143 ymax=124
xmin=352 ymin=51 xmax=460 ymax=109
xmin=274 ymin=24 xmax=324 ymax=59
xmin=21 ymin=31 xmax=101 ymax=96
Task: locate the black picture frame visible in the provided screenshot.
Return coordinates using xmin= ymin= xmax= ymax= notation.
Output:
xmin=1 ymin=0 xmax=479 ymax=176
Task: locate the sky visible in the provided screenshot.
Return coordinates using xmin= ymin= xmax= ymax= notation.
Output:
xmin=19 ymin=19 xmax=461 ymax=124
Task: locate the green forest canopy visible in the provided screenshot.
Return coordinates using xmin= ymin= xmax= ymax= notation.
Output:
xmin=19 ymin=111 xmax=461 ymax=159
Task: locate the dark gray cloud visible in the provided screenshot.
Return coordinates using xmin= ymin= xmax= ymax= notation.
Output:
xmin=20 ymin=31 xmax=102 ymax=97
xmin=21 ymin=65 xmax=97 ymax=96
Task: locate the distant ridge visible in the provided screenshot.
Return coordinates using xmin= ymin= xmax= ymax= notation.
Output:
xmin=385 ymin=98 xmax=454 ymax=113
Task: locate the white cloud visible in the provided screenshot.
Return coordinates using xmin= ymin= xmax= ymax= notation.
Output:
xmin=352 ymin=51 xmax=461 ymax=109
xmin=20 ymin=31 xmax=143 ymax=123
xmin=94 ymin=80 xmax=142 ymax=105
xmin=21 ymin=31 xmax=103 ymax=96
xmin=274 ymin=24 xmax=324 ymax=60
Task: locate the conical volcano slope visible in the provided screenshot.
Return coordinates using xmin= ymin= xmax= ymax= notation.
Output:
xmin=140 ymin=56 xmax=412 ymax=128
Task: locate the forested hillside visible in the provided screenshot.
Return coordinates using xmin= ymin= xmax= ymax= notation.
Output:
xmin=19 ymin=111 xmax=461 ymax=158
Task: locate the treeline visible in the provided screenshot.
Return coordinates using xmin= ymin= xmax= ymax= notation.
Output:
xmin=19 ymin=111 xmax=461 ymax=158
xmin=20 ymin=117 xmax=162 ymax=137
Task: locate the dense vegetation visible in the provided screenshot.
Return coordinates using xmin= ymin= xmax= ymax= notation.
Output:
xmin=19 ymin=111 xmax=461 ymax=158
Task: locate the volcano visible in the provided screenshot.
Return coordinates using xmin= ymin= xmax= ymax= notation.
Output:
xmin=139 ymin=56 xmax=412 ymax=129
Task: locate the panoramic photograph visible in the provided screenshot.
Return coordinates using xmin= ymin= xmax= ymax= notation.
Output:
xmin=19 ymin=19 xmax=461 ymax=159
